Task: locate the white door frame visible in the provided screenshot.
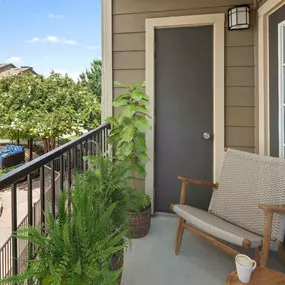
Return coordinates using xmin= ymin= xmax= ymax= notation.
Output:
xmin=145 ymin=14 xmax=225 ymax=213
xmin=258 ymin=0 xmax=285 ymax=155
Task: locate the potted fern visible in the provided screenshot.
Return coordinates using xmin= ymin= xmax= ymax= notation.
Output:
xmin=0 ymin=176 xmax=128 ymax=285
xmin=106 ymin=82 xmax=152 ymax=238
xmin=82 ymin=155 xmax=139 ymax=281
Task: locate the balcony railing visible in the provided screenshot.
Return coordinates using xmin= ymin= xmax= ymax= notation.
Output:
xmin=0 ymin=123 xmax=110 ymax=279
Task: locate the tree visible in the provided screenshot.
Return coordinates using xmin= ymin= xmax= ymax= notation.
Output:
xmin=0 ymin=72 xmax=101 ymax=152
xmin=79 ymin=59 xmax=102 ymax=99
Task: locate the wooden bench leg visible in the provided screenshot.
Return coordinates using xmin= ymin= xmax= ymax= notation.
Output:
xmin=260 ymin=211 xmax=273 ymax=268
xmin=254 ymin=247 xmax=261 ymax=266
xmin=175 ymin=217 xmax=185 ymax=255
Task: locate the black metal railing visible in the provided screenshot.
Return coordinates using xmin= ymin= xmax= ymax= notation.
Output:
xmin=0 ymin=123 xmax=110 ymax=279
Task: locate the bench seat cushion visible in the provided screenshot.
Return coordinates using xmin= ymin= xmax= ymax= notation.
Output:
xmin=173 ymin=204 xmax=262 ymax=248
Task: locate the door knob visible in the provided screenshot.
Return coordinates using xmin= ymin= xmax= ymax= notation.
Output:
xmin=203 ymin=132 xmax=211 ymax=140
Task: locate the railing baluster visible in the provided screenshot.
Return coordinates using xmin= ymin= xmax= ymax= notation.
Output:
xmin=67 ymin=150 xmax=72 ymax=189
xmin=67 ymin=150 xmax=72 ymax=215
xmin=59 ymin=154 xmax=64 ymax=191
xmin=79 ymin=143 xmax=83 ymax=171
xmin=90 ymin=136 xmax=93 ymax=155
xmin=51 ymin=160 xmax=55 ymax=217
xmin=40 ymin=167 xmax=45 ymax=230
xmin=11 ymin=183 xmax=18 ymax=276
xmin=100 ymin=130 xmax=103 ymax=154
xmin=102 ymin=129 xmax=105 ymax=154
xmin=95 ymin=133 xmax=98 ymax=155
xmin=27 ymin=174 xmax=33 ymax=263
xmin=104 ymin=128 xmax=107 ymax=154
xmin=106 ymin=128 xmax=109 ymax=157
xmin=74 ymin=147 xmax=78 ymax=174
xmin=85 ymin=140 xmax=89 ymax=170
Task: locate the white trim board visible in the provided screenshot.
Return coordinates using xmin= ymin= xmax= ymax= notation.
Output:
xmin=145 ymin=14 xmax=225 ymax=214
xmin=258 ymin=0 xmax=285 ymax=155
xmin=101 ymin=0 xmax=113 ymax=121
xmin=278 ymin=20 xmax=285 ymax=158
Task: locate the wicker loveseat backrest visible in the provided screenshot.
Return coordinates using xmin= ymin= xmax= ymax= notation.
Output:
xmin=209 ymin=149 xmax=285 ymax=241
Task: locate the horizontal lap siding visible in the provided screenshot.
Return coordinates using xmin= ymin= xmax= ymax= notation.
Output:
xmin=258 ymin=0 xmax=268 ymax=8
xmin=112 ymin=0 xmax=256 ymax=157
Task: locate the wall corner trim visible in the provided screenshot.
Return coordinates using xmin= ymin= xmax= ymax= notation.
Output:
xmin=102 ymin=0 xmax=113 ymax=121
xmin=258 ymin=0 xmax=285 ymax=155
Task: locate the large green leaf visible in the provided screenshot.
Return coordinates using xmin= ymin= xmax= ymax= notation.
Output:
xmin=119 ymin=142 xmax=134 ymax=157
xmin=135 ymin=91 xmax=149 ymax=100
xmin=138 ymin=152 xmax=150 ymax=164
xmin=135 ymin=106 xmax=150 ymax=117
xmin=134 ymin=134 xmax=147 ymax=152
xmin=122 ymin=126 xmax=135 ymax=143
xmin=114 ymin=81 xmax=127 ymax=88
xmin=134 ymin=117 xmax=150 ymax=132
xmin=134 ymin=164 xmax=146 ymax=178
xmin=130 ymin=92 xmax=143 ymax=102
xmin=116 ymin=93 xmax=131 ymax=101
xmin=113 ymin=97 xmax=129 ymax=107
xmin=105 ymin=117 xmax=118 ymax=126
xmin=121 ymin=104 xmax=135 ymax=117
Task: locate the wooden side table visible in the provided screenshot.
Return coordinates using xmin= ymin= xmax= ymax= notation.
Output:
xmin=226 ymin=267 xmax=285 ymax=284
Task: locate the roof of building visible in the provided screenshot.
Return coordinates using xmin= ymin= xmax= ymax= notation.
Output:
xmin=0 ymin=63 xmax=37 ymax=78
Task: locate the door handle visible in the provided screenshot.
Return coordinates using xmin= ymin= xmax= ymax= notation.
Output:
xmin=203 ymin=132 xmax=211 ymax=140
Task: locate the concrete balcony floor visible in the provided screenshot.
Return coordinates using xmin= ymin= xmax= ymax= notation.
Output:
xmin=122 ymin=214 xmax=285 ymax=285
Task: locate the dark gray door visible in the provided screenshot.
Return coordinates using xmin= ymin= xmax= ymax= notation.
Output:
xmin=269 ymin=5 xmax=285 ymax=157
xmin=155 ymin=26 xmax=213 ymax=213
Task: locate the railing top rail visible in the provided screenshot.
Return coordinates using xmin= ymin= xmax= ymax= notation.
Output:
xmin=0 ymin=123 xmax=110 ymax=189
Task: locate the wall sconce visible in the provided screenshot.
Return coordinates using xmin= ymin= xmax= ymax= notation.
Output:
xmin=228 ymin=5 xmax=250 ymax=30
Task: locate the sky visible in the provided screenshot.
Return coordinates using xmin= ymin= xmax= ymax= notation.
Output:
xmin=0 ymin=0 xmax=101 ymax=80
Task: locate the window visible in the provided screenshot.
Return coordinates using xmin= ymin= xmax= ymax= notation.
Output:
xmin=278 ymin=21 xmax=285 ymax=158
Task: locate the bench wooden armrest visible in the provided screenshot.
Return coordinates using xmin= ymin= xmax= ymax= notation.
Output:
xmin=178 ymin=176 xmax=218 ymax=189
xmin=175 ymin=176 xmax=217 ymax=206
xmin=257 ymin=203 xmax=285 ymax=268
xmin=258 ymin=204 xmax=285 ymax=214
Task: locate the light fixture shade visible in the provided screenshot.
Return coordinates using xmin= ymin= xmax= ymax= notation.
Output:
xmin=228 ymin=5 xmax=250 ymax=30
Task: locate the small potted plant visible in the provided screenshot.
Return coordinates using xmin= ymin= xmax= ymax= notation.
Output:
xmin=128 ymin=190 xmax=151 ymax=238
xmin=0 ymin=176 xmax=128 ymax=285
xmin=106 ymin=81 xmax=152 ymax=238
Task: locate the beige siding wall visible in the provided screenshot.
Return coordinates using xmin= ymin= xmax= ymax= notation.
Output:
xmin=258 ymin=0 xmax=268 ymax=7
xmin=112 ymin=0 xmax=256 ymax=156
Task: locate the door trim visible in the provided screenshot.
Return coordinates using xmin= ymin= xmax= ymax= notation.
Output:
xmin=101 ymin=0 xmax=113 ymax=121
xmin=145 ymin=14 xmax=225 ymax=214
xmin=258 ymin=0 xmax=285 ymax=155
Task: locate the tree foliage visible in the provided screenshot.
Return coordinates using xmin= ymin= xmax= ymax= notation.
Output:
xmin=79 ymin=59 xmax=102 ymax=98
xmin=0 ymin=72 xmax=101 ymax=151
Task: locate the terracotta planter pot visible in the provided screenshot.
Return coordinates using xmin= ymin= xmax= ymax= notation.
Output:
xmin=128 ymin=204 xmax=151 ymax=239
xmin=112 ymin=251 xmax=124 ymax=285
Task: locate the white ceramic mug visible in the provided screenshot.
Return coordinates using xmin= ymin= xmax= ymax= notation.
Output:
xmin=235 ymin=254 xmax=257 ymax=283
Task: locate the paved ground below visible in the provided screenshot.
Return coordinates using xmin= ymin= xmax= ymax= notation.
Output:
xmin=122 ymin=214 xmax=285 ymax=285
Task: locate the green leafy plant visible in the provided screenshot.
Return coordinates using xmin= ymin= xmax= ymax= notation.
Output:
xmin=83 ymin=155 xmax=144 ymax=230
xmin=106 ymin=82 xmax=152 ymax=211
xmin=0 ymin=176 xmax=128 ymax=285
xmin=106 ymin=82 xmax=151 ymax=179
xmin=137 ymin=192 xmax=151 ymax=210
